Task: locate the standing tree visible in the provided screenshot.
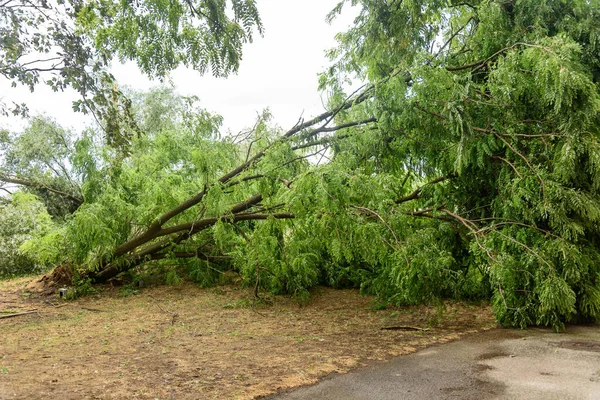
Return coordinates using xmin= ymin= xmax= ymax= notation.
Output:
xmin=0 ymin=118 xmax=83 ymax=216
xmin=0 ymin=0 xmax=262 ymax=138
xmin=1 ymin=0 xmax=262 ymax=194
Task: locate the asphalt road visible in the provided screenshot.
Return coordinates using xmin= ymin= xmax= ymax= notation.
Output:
xmin=267 ymin=325 xmax=600 ymax=400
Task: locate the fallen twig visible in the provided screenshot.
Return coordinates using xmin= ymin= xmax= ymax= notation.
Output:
xmin=0 ymin=310 xmax=38 ymax=319
xmin=81 ymin=307 xmax=103 ymax=312
xmin=381 ymin=326 xmax=430 ymax=331
xmin=44 ymin=301 xmax=69 ymax=308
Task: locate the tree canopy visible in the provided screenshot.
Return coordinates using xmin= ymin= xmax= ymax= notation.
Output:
xmin=0 ymin=0 xmax=262 ymax=119
xmin=3 ymin=0 xmax=600 ymax=331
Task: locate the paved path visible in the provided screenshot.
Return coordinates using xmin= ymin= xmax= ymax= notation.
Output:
xmin=268 ymin=325 xmax=600 ymax=400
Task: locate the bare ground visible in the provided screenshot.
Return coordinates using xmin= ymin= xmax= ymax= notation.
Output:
xmin=0 ymin=277 xmax=496 ymax=399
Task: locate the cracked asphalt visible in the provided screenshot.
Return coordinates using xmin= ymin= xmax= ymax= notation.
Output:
xmin=267 ymin=325 xmax=600 ymax=400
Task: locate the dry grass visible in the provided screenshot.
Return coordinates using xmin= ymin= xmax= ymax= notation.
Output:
xmin=0 ymin=278 xmax=496 ymax=399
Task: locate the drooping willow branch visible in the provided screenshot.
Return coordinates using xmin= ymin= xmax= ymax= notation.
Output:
xmin=103 ymin=90 xmax=376 ymax=264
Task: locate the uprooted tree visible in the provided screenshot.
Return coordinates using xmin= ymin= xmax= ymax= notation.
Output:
xmin=5 ymin=0 xmax=600 ymax=330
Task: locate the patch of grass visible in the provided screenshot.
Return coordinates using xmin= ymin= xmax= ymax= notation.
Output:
xmin=118 ymin=285 xmax=140 ymax=297
xmin=222 ymin=299 xmax=252 ymax=309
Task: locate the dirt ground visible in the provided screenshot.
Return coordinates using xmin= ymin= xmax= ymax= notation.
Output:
xmin=0 ymin=277 xmax=496 ymax=400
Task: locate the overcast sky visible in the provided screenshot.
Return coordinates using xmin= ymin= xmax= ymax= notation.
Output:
xmin=0 ymin=0 xmax=358 ymax=134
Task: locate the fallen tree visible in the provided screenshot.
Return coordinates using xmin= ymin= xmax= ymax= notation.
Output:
xmin=14 ymin=0 xmax=600 ymax=330
xmin=88 ymin=86 xmax=378 ymax=282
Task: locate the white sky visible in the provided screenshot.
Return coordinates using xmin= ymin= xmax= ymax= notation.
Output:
xmin=0 ymin=0 xmax=358 ymax=134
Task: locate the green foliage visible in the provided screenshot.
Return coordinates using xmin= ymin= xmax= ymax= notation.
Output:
xmin=0 ymin=117 xmax=83 ymax=217
xmin=9 ymin=1 xmax=600 ymax=332
xmin=1 ymin=0 xmax=262 ymax=119
xmin=33 ymin=89 xmax=240 ymax=275
xmin=319 ymin=0 xmax=600 ymax=329
xmin=0 ymin=192 xmax=55 ymax=278
xmin=77 ymin=0 xmax=262 ymax=77
xmin=64 ymin=277 xmax=98 ymax=300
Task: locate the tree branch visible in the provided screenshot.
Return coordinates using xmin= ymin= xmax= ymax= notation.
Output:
xmin=94 ymin=212 xmax=294 ymax=282
xmin=0 ymin=175 xmax=83 ymax=205
xmin=395 ymin=176 xmax=449 ymax=204
xmin=446 ymin=42 xmax=555 ymax=72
